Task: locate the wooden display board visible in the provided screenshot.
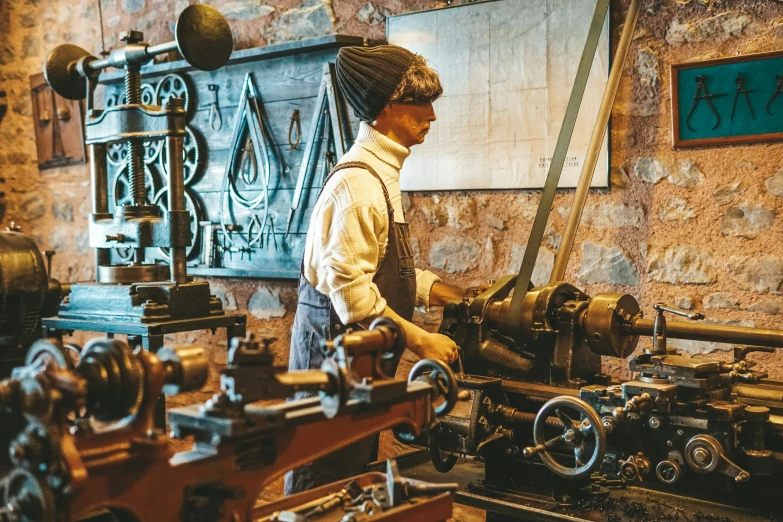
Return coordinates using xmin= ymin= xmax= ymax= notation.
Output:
xmin=99 ymin=36 xmax=363 ymax=279
xmin=671 ymin=50 xmax=783 ymax=148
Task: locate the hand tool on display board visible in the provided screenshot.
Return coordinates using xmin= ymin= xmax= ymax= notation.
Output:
xmin=765 ymin=74 xmax=783 ymax=115
xmin=208 ymin=83 xmax=222 ymax=131
xmin=288 ymin=108 xmax=302 ymax=149
xmin=731 ymin=72 xmax=754 ymax=121
xmin=219 ymin=73 xmax=275 ymax=248
xmin=685 ymin=75 xmax=724 ymax=131
xmin=285 ymin=62 xmax=351 ymax=237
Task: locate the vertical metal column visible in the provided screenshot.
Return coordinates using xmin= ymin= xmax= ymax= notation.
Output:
xmin=166 ymin=127 xmax=187 ymax=284
xmin=89 ymin=143 xmax=110 ymax=278
xmin=550 ymin=0 xmax=642 ymax=282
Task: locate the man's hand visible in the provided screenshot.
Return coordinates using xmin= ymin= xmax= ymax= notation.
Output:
xmin=359 ymin=306 xmax=459 ymax=364
xmin=418 ymin=332 xmax=459 ymax=364
xmin=429 ymin=281 xmax=495 ymax=307
xmin=463 ymin=282 xmax=493 ymax=298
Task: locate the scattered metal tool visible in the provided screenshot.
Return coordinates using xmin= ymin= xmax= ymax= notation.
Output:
xmin=731 ymin=72 xmax=754 ymax=121
xmin=766 ymin=74 xmax=783 ymax=115
xmin=285 ymin=62 xmax=352 ymax=237
xmin=208 ymin=84 xmax=222 ymax=131
xmin=288 ymin=109 xmax=301 ymax=149
xmin=686 ymin=75 xmax=724 ymax=131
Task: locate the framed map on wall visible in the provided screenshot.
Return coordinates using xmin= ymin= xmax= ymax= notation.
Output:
xmin=387 ymin=0 xmax=610 ymax=191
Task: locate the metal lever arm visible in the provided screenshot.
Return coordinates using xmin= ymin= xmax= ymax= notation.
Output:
xmin=44 ymin=5 xmax=233 ymax=100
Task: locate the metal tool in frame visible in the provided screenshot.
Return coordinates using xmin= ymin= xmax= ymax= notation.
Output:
xmin=285 ymin=62 xmax=352 ymax=236
xmin=765 ymin=74 xmax=783 ymax=115
xmin=731 ymin=72 xmax=754 ymax=121
xmin=685 ymin=75 xmax=724 ymax=131
xmin=219 ymin=73 xmax=276 ymax=249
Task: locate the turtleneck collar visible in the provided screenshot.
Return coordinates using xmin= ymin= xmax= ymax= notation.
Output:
xmin=355 ymin=122 xmax=410 ymax=171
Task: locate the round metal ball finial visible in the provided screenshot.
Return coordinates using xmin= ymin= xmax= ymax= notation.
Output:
xmin=175 ymin=4 xmax=233 ymax=72
xmin=43 ymin=43 xmax=92 ymax=100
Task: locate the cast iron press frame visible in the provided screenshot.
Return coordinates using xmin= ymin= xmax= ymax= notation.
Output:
xmin=41 ymin=6 xmax=245 ymax=355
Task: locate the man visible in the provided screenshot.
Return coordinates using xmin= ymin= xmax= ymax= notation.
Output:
xmin=285 ymin=45 xmax=472 ymax=495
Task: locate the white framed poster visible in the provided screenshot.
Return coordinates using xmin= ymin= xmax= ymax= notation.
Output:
xmin=387 ymin=0 xmax=610 ymax=191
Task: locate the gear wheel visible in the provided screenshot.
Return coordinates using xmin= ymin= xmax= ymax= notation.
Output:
xmin=158 ymin=125 xmax=201 ymax=185
xmin=2 ymin=469 xmax=55 ymax=522
xmin=154 ymin=73 xmax=191 ymax=113
xmin=153 ymin=187 xmax=202 ymax=261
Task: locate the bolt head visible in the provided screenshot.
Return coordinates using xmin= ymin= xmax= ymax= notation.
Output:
xmin=693 ymin=447 xmax=710 ymax=465
xmin=119 ymin=30 xmax=143 ymax=43
xmin=648 ymin=416 xmax=661 ymax=429
xmin=563 ymin=429 xmax=577 ymax=444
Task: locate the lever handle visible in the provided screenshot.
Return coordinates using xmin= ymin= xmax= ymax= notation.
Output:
xmin=653 ymin=303 xmax=704 ymax=321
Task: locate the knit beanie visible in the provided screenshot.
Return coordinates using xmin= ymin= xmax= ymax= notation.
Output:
xmin=335 ymin=45 xmax=416 ymax=123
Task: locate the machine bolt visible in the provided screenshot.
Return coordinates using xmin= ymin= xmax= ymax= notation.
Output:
xmin=677 ymin=429 xmax=684 ymax=437
xmin=119 ymin=30 xmax=144 ymax=44
xmin=692 ymin=447 xmax=711 ymax=466
xmin=563 ymin=429 xmax=577 ymax=444
xmin=648 ymin=416 xmax=661 ymax=429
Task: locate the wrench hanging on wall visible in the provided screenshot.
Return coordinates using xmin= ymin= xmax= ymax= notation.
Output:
xmin=285 ymin=62 xmax=352 ymax=236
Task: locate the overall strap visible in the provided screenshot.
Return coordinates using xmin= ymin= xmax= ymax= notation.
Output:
xmin=321 ymin=161 xmax=394 ymax=216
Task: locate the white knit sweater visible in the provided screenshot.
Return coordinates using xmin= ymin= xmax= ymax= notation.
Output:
xmin=302 ymin=122 xmax=441 ymax=325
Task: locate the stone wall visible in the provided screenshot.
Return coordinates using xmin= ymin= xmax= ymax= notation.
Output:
xmin=3 ymin=0 xmax=783 ymax=510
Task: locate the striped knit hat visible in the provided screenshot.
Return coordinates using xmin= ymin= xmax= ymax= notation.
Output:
xmin=335 ymin=45 xmax=416 ymax=123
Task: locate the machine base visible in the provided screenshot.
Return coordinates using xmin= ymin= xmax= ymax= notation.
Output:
xmin=42 ymin=281 xmax=246 ymax=351
xmin=379 ymin=450 xmax=783 ymax=522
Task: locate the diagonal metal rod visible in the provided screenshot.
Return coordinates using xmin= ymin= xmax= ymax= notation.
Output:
xmin=550 ymin=0 xmax=641 ymax=282
xmin=506 ymin=0 xmax=610 ymax=325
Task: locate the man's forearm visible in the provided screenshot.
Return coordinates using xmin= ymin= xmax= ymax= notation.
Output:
xmin=428 ymin=281 xmax=464 ymax=307
xmin=358 ymin=307 xmax=429 ymax=359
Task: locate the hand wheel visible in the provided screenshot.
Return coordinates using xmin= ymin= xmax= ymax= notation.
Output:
xmin=523 ymin=396 xmax=607 ymax=480
xmin=408 ymin=359 xmax=458 ymax=417
xmin=368 ymin=316 xmax=407 ymax=365
xmin=429 ymin=421 xmax=458 ymax=473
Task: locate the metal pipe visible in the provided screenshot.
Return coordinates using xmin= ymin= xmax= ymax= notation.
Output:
xmin=631 ymin=318 xmax=783 ymax=348
xmin=167 ymin=135 xmax=187 ymax=284
xmin=550 ymin=0 xmax=642 ymax=282
xmin=89 ymin=143 xmax=110 ymax=276
xmin=146 ymin=41 xmax=178 ymax=57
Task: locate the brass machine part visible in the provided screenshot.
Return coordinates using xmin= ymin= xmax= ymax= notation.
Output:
xmin=0 ymin=329 xmax=453 ymax=522
xmin=0 ymin=232 xmax=63 ymax=353
xmin=483 ymin=287 xmax=783 ymax=360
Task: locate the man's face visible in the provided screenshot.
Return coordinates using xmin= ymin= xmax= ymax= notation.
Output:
xmin=378 ymin=102 xmax=437 ymax=148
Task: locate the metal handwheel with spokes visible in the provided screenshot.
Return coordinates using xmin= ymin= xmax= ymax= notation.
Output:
xmin=523 ymin=396 xmax=607 ymax=479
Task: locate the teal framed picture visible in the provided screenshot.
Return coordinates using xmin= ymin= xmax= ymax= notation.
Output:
xmin=671 ymin=50 xmax=783 ymax=148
